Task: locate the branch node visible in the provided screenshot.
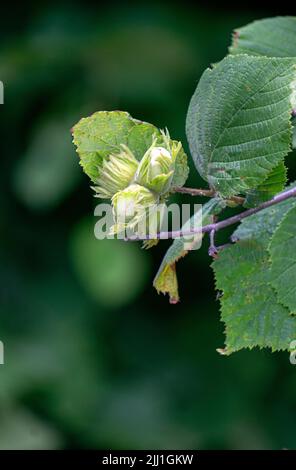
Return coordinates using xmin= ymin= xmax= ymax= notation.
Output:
xmin=209 ymin=229 xmax=219 ymax=258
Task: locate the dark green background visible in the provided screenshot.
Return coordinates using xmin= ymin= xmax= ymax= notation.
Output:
xmin=1 ymin=1 xmax=295 ymax=449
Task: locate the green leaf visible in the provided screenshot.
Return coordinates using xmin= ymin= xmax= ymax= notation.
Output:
xmin=72 ymin=111 xmax=134 ymax=182
xmin=127 ymin=121 xmax=159 ymax=160
xmin=153 ymin=198 xmax=225 ymax=303
xmin=213 ymin=192 xmax=296 ymax=353
xmin=229 ymin=17 xmax=296 ymax=58
xmin=232 ymin=186 xmax=296 ymax=243
xmin=214 ymin=241 xmax=296 ymax=354
xmin=244 ymin=161 xmax=287 ymax=208
xmin=72 ymin=111 xmax=188 ymax=188
xmin=186 ymin=55 xmax=296 ymax=198
xmin=269 ymin=204 xmax=296 ymax=314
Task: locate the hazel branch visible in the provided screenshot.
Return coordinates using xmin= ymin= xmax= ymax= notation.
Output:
xmin=173 ymin=186 xmax=245 ymax=205
xmin=128 ymin=185 xmax=296 ymax=241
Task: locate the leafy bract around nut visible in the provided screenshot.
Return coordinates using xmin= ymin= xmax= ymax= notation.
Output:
xmin=92 ymin=146 xmax=139 ymax=198
xmin=111 ymin=183 xmax=160 ymax=237
xmin=72 ymin=111 xmax=189 ymax=196
xmin=134 ymin=131 xmax=182 ymax=195
xmin=72 ymin=111 xmax=189 ymax=241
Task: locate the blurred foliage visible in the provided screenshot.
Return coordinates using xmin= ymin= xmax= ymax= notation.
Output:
xmin=70 ymin=218 xmax=151 ymax=307
xmin=1 ymin=0 xmax=296 ymax=450
xmin=13 ymin=116 xmax=81 ymax=209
